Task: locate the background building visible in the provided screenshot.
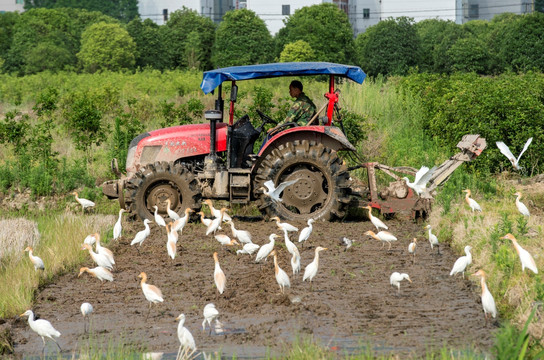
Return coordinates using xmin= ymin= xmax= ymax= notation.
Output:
xmin=0 ymin=0 xmax=24 ymax=13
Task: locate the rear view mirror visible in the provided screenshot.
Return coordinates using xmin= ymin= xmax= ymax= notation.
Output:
xmin=230 ymin=85 xmax=238 ymax=102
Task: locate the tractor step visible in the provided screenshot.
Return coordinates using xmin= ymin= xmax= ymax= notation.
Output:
xmin=229 ymin=168 xmax=252 ymax=204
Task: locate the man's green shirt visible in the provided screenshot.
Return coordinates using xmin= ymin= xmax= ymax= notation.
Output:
xmin=284 ymin=92 xmax=316 ymax=125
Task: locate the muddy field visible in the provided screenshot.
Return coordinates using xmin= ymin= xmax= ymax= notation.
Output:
xmin=10 ymin=214 xmax=497 ymax=358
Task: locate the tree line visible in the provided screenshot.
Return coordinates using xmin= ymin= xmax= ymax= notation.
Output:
xmin=1 ymin=4 xmax=544 ymax=76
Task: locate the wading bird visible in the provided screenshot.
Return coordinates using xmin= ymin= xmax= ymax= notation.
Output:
xmin=78 ymin=266 xmax=114 ymax=283
xmin=283 ymin=229 xmax=299 ymax=256
xmin=463 ymin=189 xmax=482 ymax=212
xmin=225 ymin=220 xmax=252 ymax=244
xmin=73 ymin=191 xmax=95 ymax=213
xmin=165 ymin=199 xmax=180 ymax=221
xmin=113 ymin=209 xmax=125 ymax=240
xmin=236 ymin=242 xmax=260 ymax=255
xmin=450 ymin=245 xmax=472 ymax=278
xmin=501 ymin=233 xmax=538 ymax=274
xmin=202 ymin=303 xmax=222 ymax=335
xmin=496 ymin=137 xmax=532 ymax=171
xmin=365 ymin=230 xmax=398 ymax=251
xmin=172 ymin=208 xmax=194 ymax=233
xmin=390 ymin=272 xmax=412 ymax=295
xmin=80 ymin=302 xmax=93 ymax=334
xmin=268 ymin=250 xmax=291 ymax=294
xmin=402 ymin=166 xmax=437 ymax=196
xmin=153 ymin=206 xmax=167 ymax=227
xmin=81 ymin=244 xmax=113 ymax=270
xmin=472 ymin=270 xmax=497 ymax=325
xmin=176 ymin=313 xmax=196 ymax=356
xmin=214 ymin=234 xmax=239 ymax=246
xmin=24 ymin=246 xmax=45 ymax=271
xmin=93 ymin=233 xmax=115 ymax=265
xmin=303 ymin=246 xmax=328 ymax=283
xmin=339 ymin=237 xmax=354 ymax=251
xmin=206 ymin=208 xmax=229 ymax=236
xmin=270 ymin=217 xmax=298 ymax=233
xmin=205 ymin=199 xmax=232 ymax=222
xmin=290 ymin=249 xmax=301 ymax=275
xmin=364 ymin=206 xmax=388 ymax=231
xmin=424 ymin=225 xmax=440 ymax=255
xmin=213 ymin=252 xmax=226 ymax=294
xmin=138 ymin=272 xmax=164 ymax=320
xmin=130 ymin=219 xmax=152 ymax=250
xmin=84 ymin=234 xmax=96 ymax=245
xmin=20 ymin=310 xmax=61 ymax=354
xmin=408 ymin=238 xmax=417 ymax=264
xmin=166 ymin=223 xmax=177 ymax=260
xmin=298 ymin=218 xmax=315 ymax=247
xmin=255 ymin=234 xmax=279 ymax=262
xmin=261 ymin=179 xmax=299 ymax=203
xmin=197 ymin=211 xmax=213 ymax=228
xmin=514 ymin=192 xmax=530 ymax=217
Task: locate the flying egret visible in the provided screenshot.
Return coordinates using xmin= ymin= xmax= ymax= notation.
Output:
xmin=113 ymin=209 xmax=125 ymax=240
xmin=472 ymin=270 xmax=497 ymax=325
xmin=402 ymin=166 xmax=437 ymax=196
xmin=20 ymin=310 xmax=61 ymax=354
xmin=202 ymin=303 xmax=222 ymax=335
xmin=408 ymin=238 xmax=417 ymax=263
xmin=236 ymin=242 xmax=260 ymax=255
xmin=501 ymin=233 xmax=538 ymax=274
xmin=206 ymin=208 xmax=228 ymax=236
xmin=339 ymin=237 xmax=354 ymax=251
xmin=165 ymin=199 xmax=180 ymax=221
xmin=93 ymin=233 xmax=115 ymax=265
xmin=261 ymin=179 xmax=299 ymax=203
xmin=205 ymin=199 xmax=232 ymax=222
xmin=138 ymin=272 xmax=164 ymax=320
xmin=450 ymin=245 xmax=472 ymax=278
xmin=213 ymin=252 xmax=226 ymax=294
xmin=225 ymin=220 xmax=252 ymax=244
xmin=268 ymin=250 xmax=291 ymax=294
xmin=130 ymin=219 xmax=152 ymax=250
xmin=215 ymin=234 xmax=239 ymax=246
xmin=270 ymin=216 xmax=298 ymax=233
xmin=255 ymin=234 xmax=278 ymax=262
xmin=365 ymin=230 xmax=398 ymax=251
xmin=364 ymin=206 xmax=388 ymax=231
xmin=390 ymin=272 xmax=412 ymax=295
xmin=78 ymin=266 xmax=114 ymax=283
xmin=172 ymin=208 xmax=194 ymax=233
xmin=298 ymin=219 xmax=315 ymax=247
xmin=80 ymin=302 xmax=93 ymax=334
xmin=176 ymin=313 xmax=196 ymax=355
xmin=463 ymin=189 xmax=482 ymax=212
xmin=24 ymin=246 xmax=44 ymax=271
xmin=73 ymin=191 xmax=95 ymax=213
xmin=166 ymin=223 xmax=177 ymax=260
xmin=81 ymin=244 xmax=113 ymax=270
xmin=496 ymin=137 xmax=532 ymax=171
xmin=514 ymin=192 xmax=530 ymax=217
xmin=424 ymin=225 xmax=440 ymax=255
xmin=152 ymin=206 xmax=167 ymax=227
xmin=303 ymin=246 xmax=328 ymax=283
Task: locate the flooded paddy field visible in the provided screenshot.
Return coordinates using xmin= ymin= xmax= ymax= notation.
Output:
xmin=9 ymin=216 xmax=496 ymax=358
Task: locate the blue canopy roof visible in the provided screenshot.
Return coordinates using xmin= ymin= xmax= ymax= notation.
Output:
xmin=200 ymin=62 xmax=366 ymax=94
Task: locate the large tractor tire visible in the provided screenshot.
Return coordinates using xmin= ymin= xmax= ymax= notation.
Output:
xmin=254 ymin=140 xmax=351 ymax=221
xmin=125 ymin=161 xmax=201 ymax=221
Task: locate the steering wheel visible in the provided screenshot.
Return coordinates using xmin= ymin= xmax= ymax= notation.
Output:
xmin=256 ymin=109 xmax=278 ymax=125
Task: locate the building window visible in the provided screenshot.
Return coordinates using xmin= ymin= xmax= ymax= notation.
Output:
xmin=16 ymin=0 xmax=24 ymax=3
xmin=163 ymin=9 xmax=168 ymax=22
xmin=469 ymin=4 xmax=478 ymax=19
xmin=282 ymin=5 xmax=290 ymax=16
xmin=363 ymin=8 xmax=370 ymax=19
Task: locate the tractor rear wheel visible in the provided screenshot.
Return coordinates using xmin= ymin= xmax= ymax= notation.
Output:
xmin=125 ymin=161 xmax=201 ymax=221
xmin=254 ymin=140 xmax=351 ymax=221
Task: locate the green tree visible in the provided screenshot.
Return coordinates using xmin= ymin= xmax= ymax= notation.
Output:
xmin=356 ymin=17 xmax=420 ymax=77
xmin=0 ymin=12 xmax=20 ymax=72
xmin=275 ymin=4 xmax=354 ymax=64
xmin=126 ymin=18 xmax=168 ymax=70
xmin=77 ymin=22 xmax=136 ymax=73
xmin=416 ymin=19 xmax=466 ymax=73
xmin=447 ymin=37 xmax=489 ymax=74
xmin=24 ymin=0 xmax=139 ymax=22
xmin=212 ymin=9 xmax=273 ymax=68
xmin=279 ymin=40 xmax=316 ymax=62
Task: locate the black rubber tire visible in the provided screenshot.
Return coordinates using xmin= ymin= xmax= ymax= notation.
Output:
xmin=253 ymin=140 xmax=351 ymax=221
xmin=125 ymin=161 xmax=201 ymax=221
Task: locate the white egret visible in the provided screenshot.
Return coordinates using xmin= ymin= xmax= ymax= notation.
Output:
xmin=130 ymin=219 xmax=152 ymax=249
xmin=73 ymin=191 xmax=95 ymax=213
xmin=80 ymin=302 xmax=93 ymax=334
xmin=408 ymin=238 xmax=417 ymax=263
xmin=205 ymin=199 xmax=232 ymax=222
xmin=255 ymin=234 xmax=278 ymax=262
xmin=176 ymin=313 xmax=196 ymax=354
xmin=365 ymin=230 xmax=398 ymax=251
xmin=463 ymin=189 xmax=482 ymax=212
xmin=501 ymin=233 xmax=538 ymax=274
xmin=402 ymin=166 xmax=436 ymax=196
xmin=225 ymin=220 xmax=252 ymax=244
xmin=81 ymin=244 xmax=113 ymax=270
xmin=514 ymin=192 xmax=530 ymax=217
xmin=24 ymin=246 xmax=44 ymax=271
xmin=270 ymin=216 xmax=298 ymax=233
xmin=20 ymin=310 xmax=61 ymax=353
xmin=472 ymin=270 xmax=497 ymax=325
xmin=261 ymin=179 xmax=299 ymax=203
xmin=339 ymin=237 xmax=354 ymax=251
xmin=138 ymin=272 xmax=164 ymax=320
xmin=165 ymin=199 xmax=180 ymax=221
xmin=283 ymin=229 xmax=298 ymax=256
xmin=236 ymin=242 xmax=260 ymax=255
xmin=496 ymin=137 xmax=532 ymax=171
xmin=290 ymin=248 xmax=301 ymax=275
xmin=197 ymin=211 xmax=214 ymax=228
xmin=172 ymin=208 xmax=194 ymax=233
xmin=424 ymin=224 xmax=440 ymax=255
xmin=113 ymin=209 xmax=125 ymax=240
xmin=390 ymin=272 xmax=412 ymax=294
xmin=93 ymin=233 xmax=115 ymax=265
xmin=268 ymin=250 xmax=291 ymax=294
xmin=450 ymin=245 xmax=472 ymax=278
xmin=83 ymin=234 xmax=96 ymax=245
xmin=215 ymin=234 xmax=239 ymax=246
xmin=152 ymin=206 xmax=167 ymax=227
xmin=206 ymin=208 xmax=228 ymax=236
xmin=303 ymin=246 xmax=328 ymax=283
xmin=213 ymin=252 xmax=226 ymax=294
xmin=78 ymin=266 xmax=114 ymax=283
xmin=166 ymin=223 xmax=177 ymax=260
xmin=202 ymin=303 xmax=221 ymax=335
xmin=298 ymin=218 xmax=315 ymax=247
xmin=364 ymin=206 xmax=388 ymax=231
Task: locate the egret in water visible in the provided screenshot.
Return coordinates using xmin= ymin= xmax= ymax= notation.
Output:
xmin=303 ymin=246 xmax=328 ymax=284
xmin=402 ymin=166 xmax=436 ymax=196
xmin=408 ymin=238 xmax=417 ymax=264
xmin=424 ymin=225 xmax=440 ymax=255
xmin=213 ymin=252 xmax=226 ymax=294
xmin=268 ymin=250 xmax=291 ymax=294
xmin=202 ymin=303 xmax=222 ymax=335
xmin=138 ymin=272 xmax=164 ymax=320
xmin=153 ymin=206 xmax=167 ymax=227
xmin=270 ymin=216 xmax=298 ymax=233
xmin=20 ymin=310 xmax=61 ymax=354
xmin=255 ymin=234 xmax=278 ymax=262
xmin=450 ymin=245 xmax=472 ymax=278
xmin=390 ymin=272 xmax=412 ymax=294
xmin=165 ymin=199 xmax=180 ymax=221
xmin=24 ymin=246 xmax=44 ymax=271
xmin=496 ymin=137 xmax=532 ymax=171
xmin=365 ymin=230 xmax=398 ymax=251
xmin=501 ymin=233 xmax=538 ymax=274
xmin=205 ymin=199 xmax=232 ymax=222
xmin=80 ymin=302 xmax=93 ymax=334
xmin=225 ymin=220 xmax=252 ymax=244
xmin=172 ymin=208 xmax=194 ymax=233
xmin=514 ymin=192 xmax=530 ymax=217
xmin=236 ymin=242 xmax=260 ymax=255
xmin=298 ymin=219 xmax=315 ymax=247
xmin=261 ymin=179 xmax=299 ymax=203
xmin=472 ymin=270 xmax=497 ymax=325
xmin=364 ymin=206 xmax=388 ymax=231
xmin=73 ymin=191 xmax=95 ymax=213
xmin=463 ymin=189 xmax=482 ymax=212
xmin=113 ymin=209 xmax=126 ymax=240
xmin=81 ymin=244 xmax=113 ymax=270
xmin=130 ymin=219 xmax=152 ymax=250
xmin=78 ymin=266 xmax=114 ymax=283
xmin=176 ymin=313 xmax=196 ymax=357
